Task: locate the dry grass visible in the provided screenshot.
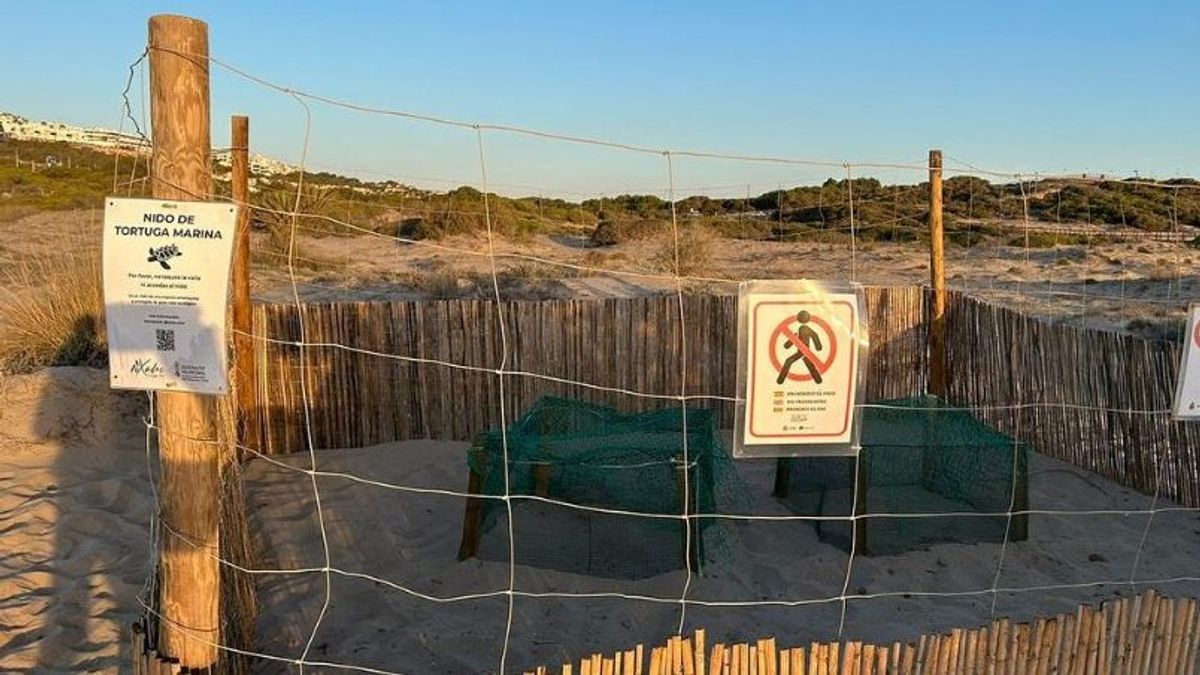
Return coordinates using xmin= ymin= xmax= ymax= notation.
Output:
xmin=250 ymin=226 xmax=331 ymax=272
xmin=0 ymin=243 xmax=106 ymax=372
xmin=0 ymin=204 xmax=40 ymax=224
xmin=650 ymin=227 xmax=714 ymax=277
xmin=1148 ymin=257 xmax=1180 ymax=281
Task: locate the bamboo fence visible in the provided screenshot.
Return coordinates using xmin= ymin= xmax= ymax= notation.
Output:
xmin=244 ymin=286 xmax=1199 ymax=508
xmin=943 ymin=291 xmax=1200 ymax=508
xmin=248 ymin=287 xmax=926 ymax=454
xmin=521 ymin=591 xmax=1199 ymax=675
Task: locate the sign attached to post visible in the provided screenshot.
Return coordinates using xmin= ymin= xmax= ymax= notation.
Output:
xmin=103 ymin=197 xmax=236 ymax=394
xmin=1172 ymin=304 xmax=1200 ymax=420
xmin=734 ymin=280 xmax=868 ymax=457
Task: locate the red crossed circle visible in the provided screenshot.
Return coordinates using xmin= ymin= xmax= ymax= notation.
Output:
xmin=1193 ymin=318 xmax=1200 ymax=350
xmin=767 ymin=312 xmax=837 ymax=382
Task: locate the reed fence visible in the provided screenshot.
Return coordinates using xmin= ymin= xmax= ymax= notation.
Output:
xmin=249 ymin=287 xmax=927 ymax=453
xmin=943 ymin=292 xmax=1200 ymax=508
xmin=245 ymin=286 xmax=1200 ymax=508
xmin=523 ymin=591 xmax=1199 ymax=675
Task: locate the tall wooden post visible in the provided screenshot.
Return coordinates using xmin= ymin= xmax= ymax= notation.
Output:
xmin=149 ymin=14 xmax=221 ymax=668
xmin=928 ymin=149 xmax=947 ymax=398
xmin=231 ymin=115 xmax=257 ymax=452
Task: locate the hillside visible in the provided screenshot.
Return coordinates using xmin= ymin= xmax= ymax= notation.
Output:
xmin=2 ymin=119 xmax=1198 ymax=249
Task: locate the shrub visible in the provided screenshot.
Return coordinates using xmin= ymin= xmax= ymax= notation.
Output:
xmin=701 ymin=216 xmax=774 ymax=241
xmin=253 ymin=185 xmax=342 ymax=236
xmin=650 ymin=227 xmax=713 ymax=277
xmin=1148 ymin=259 xmax=1178 ymax=281
xmin=250 ymin=224 xmax=329 ymax=272
xmin=590 ymin=219 xmax=666 ymax=246
xmin=1126 ymin=317 xmax=1186 ymax=342
xmin=401 ymin=269 xmax=468 ymax=298
xmin=500 ymin=218 xmax=539 ymax=242
xmin=590 ymin=220 xmax=621 ymax=246
xmin=1006 ymin=231 xmax=1093 ymax=248
xmin=859 ymin=224 xmax=920 ymax=243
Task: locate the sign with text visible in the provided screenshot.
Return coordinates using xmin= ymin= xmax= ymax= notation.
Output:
xmin=734 ymin=280 xmax=867 ymax=457
xmin=103 ymin=197 xmax=236 ymax=394
xmin=1172 ymin=304 xmax=1200 ymax=420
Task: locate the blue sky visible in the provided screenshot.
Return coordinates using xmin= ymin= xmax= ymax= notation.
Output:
xmin=2 ymin=1 xmax=1197 ymax=196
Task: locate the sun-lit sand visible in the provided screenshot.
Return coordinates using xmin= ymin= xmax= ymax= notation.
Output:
xmin=243 ymin=440 xmax=1200 ymax=673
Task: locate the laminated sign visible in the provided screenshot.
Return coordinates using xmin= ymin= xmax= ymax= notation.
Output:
xmin=734 ymin=281 xmax=867 ymax=457
xmin=103 ymin=197 xmax=236 ymax=394
xmin=1172 ymin=304 xmax=1200 ymax=420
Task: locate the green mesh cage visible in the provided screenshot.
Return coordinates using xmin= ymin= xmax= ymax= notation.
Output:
xmin=775 ymin=395 xmax=1029 ymax=555
xmin=466 ymin=397 xmax=744 ymax=578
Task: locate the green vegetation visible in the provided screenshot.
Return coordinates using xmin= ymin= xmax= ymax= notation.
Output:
xmin=590 ymin=218 xmax=666 ymax=246
xmin=3 ymin=137 xmax=1198 ymax=247
xmin=1006 ymin=231 xmax=1097 ymax=248
xmin=0 ymin=138 xmax=149 ymax=220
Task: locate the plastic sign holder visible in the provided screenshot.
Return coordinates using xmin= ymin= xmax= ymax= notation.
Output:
xmin=734 ymin=280 xmax=868 ymax=458
xmin=103 ymin=197 xmax=236 ymax=394
xmin=1172 ymin=303 xmax=1200 ymax=420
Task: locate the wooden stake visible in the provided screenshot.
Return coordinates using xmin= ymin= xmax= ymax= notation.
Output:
xmin=927 ymin=148 xmax=947 ymax=398
xmin=710 ymin=644 xmax=726 ymax=675
xmin=148 ymin=13 xmax=221 ymax=668
xmin=230 ymin=114 xmax=257 ymax=453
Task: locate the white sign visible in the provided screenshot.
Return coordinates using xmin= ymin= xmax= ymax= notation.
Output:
xmin=734 ymin=281 xmax=867 ymax=457
xmin=103 ymin=197 xmax=236 ymax=394
xmin=1172 ymin=304 xmax=1200 ymax=419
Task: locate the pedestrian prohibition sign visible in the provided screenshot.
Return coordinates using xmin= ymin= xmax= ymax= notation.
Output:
xmin=734 ymin=281 xmax=867 ymax=458
xmin=769 ymin=310 xmax=837 ymax=385
xmin=1171 ymin=304 xmax=1200 ymax=420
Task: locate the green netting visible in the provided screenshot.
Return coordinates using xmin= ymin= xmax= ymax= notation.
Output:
xmin=466 ymin=395 xmax=1026 ymax=572
xmin=777 ymin=395 xmax=1029 ymax=555
xmin=468 ymin=397 xmax=744 ymax=578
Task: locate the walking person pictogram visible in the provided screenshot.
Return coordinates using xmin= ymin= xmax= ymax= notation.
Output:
xmin=776 ymin=310 xmax=824 ymax=385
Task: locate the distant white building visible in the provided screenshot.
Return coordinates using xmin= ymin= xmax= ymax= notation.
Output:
xmin=1 ymin=110 xmax=306 ymax=179
xmin=0 ymin=112 xmax=145 ymax=151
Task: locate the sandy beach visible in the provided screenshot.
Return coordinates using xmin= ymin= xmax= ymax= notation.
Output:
xmin=243 ymin=440 xmax=1200 ymax=673
xmin=0 ymin=368 xmax=148 ymax=673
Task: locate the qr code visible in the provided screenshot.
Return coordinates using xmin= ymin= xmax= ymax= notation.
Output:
xmin=156 ymin=328 xmax=176 ymax=352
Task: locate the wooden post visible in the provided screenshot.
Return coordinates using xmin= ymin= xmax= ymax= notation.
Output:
xmin=1010 ymin=446 xmax=1030 ymax=543
xmin=772 ymin=458 xmax=792 ymax=498
xmin=533 ymin=462 xmax=552 ymax=497
xmin=149 ymin=14 xmax=221 ymax=668
xmin=230 ymin=114 xmax=257 ymax=452
xmin=928 ymin=149 xmax=947 ymax=398
xmin=458 ymin=441 xmax=489 ymax=560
